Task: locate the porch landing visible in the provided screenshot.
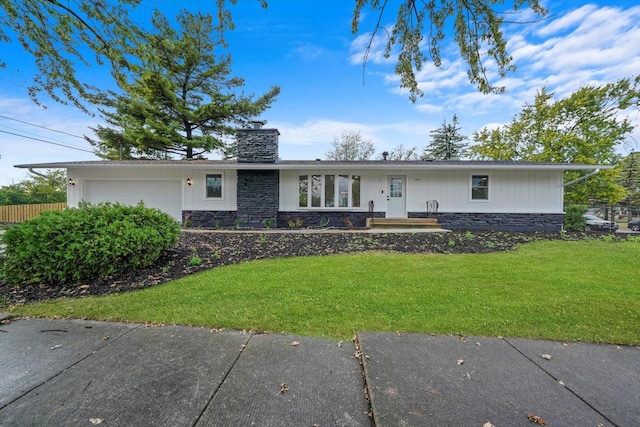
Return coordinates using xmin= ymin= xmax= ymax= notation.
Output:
xmin=366 ymin=217 xmax=445 ymax=231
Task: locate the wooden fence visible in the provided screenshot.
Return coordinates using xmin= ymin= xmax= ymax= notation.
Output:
xmin=0 ymin=203 xmax=67 ymax=223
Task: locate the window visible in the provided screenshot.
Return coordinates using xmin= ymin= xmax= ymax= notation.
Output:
xmin=206 ymin=174 xmax=222 ymax=198
xmin=351 ymin=175 xmax=361 ymax=207
xmin=324 ymin=175 xmax=335 ymax=207
xmin=389 ymin=177 xmax=403 ymax=198
xmin=311 ymin=175 xmax=321 ymax=207
xmin=299 ymin=175 xmax=308 ymax=207
xmin=471 ymin=175 xmax=489 ymax=200
xmin=338 ymin=174 xmax=349 ymax=207
xmin=299 ymin=173 xmax=361 ymax=208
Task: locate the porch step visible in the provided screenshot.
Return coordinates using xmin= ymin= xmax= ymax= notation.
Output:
xmin=366 ymin=218 xmax=441 ymax=229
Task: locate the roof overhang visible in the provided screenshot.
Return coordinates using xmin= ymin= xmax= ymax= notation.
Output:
xmin=14 ymin=160 xmax=614 ymax=172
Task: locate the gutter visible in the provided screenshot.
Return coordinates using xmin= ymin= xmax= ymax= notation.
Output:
xmin=563 ymin=168 xmax=600 ymax=187
xmin=28 ymin=168 xmax=67 ymax=186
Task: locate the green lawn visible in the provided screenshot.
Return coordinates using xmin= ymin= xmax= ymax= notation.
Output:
xmin=9 ymin=240 xmax=640 ymax=344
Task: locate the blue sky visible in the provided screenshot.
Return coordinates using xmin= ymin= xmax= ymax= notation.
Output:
xmin=1 ymin=0 xmax=639 ymax=185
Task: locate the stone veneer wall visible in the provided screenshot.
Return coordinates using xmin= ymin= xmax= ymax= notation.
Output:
xmin=182 ymin=210 xmax=236 ymax=228
xmin=236 ymin=128 xmax=279 ymax=163
xmin=236 ymin=170 xmax=279 ymax=227
xmin=409 ymin=212 xmax=564 ymax=232
xmin=183 ymin=209 xmax=383 ymax=229
xmin=277 ymin=211 xmax=384 ymax=228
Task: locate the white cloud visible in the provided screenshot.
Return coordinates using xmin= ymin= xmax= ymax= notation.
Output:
xmin=536 ymin=5 xmax=598 ymax=37
xmin=363 ymin=3 xmax=640 ymax=124
xmin=272 ymin=118 xmax=439 ymax=159
xmin=349 ymin=30 xmax=395 ymax=66
xmin=289 ymin=42 xmax=325 ymax=63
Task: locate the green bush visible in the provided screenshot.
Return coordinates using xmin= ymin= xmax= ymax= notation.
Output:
xmin=564 ymin=204 xmax=587 ymax=231
xmin=0 ymin=202 xmax=180 ymax=286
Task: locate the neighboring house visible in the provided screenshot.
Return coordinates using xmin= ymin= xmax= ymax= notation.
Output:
xmin=15 ymin=121 xmax=611 ymax=231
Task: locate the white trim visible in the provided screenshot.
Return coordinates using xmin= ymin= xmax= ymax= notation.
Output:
xmin=470 ymin=173 xmax=490 ymax=202
xmin=204 ymin=172 xmax=224 ymax=201
xmin=16 ymin=161 xmax=615 ymax=172
xmin=297 ymin=172 xmax=363 ymax=209
xmin=386 ymin=174 xmax=407 ymax=218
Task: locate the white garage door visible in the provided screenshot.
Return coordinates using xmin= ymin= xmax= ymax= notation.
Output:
xmin=84 ymin=180 xmax=182 ymax=221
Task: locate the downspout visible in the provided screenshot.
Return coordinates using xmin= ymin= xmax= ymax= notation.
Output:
xmin=28 ymin=168 xmax=67 ymax=186
xmin=563 ymin=168 xmax=600 ymax=187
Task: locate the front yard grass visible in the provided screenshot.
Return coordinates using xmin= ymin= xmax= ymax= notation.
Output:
xmin=9 ymin=240 xmax=640 ymax=344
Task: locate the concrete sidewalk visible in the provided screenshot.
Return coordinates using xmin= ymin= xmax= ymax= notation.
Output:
xmin=0 ymin=318 xmax=638 ymax=426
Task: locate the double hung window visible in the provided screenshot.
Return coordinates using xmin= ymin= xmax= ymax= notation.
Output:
xmin=471 ymin=175 xmax=489 ymax=200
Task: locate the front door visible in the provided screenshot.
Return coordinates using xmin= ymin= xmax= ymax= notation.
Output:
xmin=386 ymin=175 xmax=406 ymax=218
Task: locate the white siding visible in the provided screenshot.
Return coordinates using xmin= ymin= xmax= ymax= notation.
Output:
xmin=67 ymin=166 xmax=238 ymax=218
xmin=84 ymin=180 xmax=182 ymax=220
xmin=280 ymin=169 xmax=564 ymax=214
xmin=66 ymin=165 xmax=565 ymax=219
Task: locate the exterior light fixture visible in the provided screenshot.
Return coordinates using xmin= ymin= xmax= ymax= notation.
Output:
xmin=186 ymin=178 xmax=192 ymax=186
xmin=68 ymin=178 xmax=76 ymax=186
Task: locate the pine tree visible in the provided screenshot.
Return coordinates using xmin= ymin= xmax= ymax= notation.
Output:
xmin=616 ymin=152 xmax=640 ymax=207
xmin=423 ymin=115 xmax=468 ymax=160
xmin=87 ymin=10 xmax=279 ymax=159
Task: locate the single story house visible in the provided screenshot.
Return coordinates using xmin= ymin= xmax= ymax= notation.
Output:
xmin=16 ymin=121 xmax=611 ymax=231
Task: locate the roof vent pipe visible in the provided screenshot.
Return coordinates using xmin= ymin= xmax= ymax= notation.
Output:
xmin=382 ymin=151 xmax=389 ymax=161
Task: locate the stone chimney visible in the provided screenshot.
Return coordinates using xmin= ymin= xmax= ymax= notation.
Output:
xmin=236 ymin=120 xmax=280 ymax=163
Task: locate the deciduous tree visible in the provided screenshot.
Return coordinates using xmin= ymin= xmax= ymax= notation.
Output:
xmin=0 ymin=170 xmax=66 ymax=205
xmin=471 ymin=77 xmax=640 ymax=203
xmin=325 ymin=130 xmax=376 ymax=160
xmin=352 ymin=0 xmax=548 ymax=101
xmin=0 ymin=0 xmax=141 ymax=112
xmin=385 ymin=144 xmax=419 ymax=160
xmin=2 ymin=1 xmax=548 ymax=111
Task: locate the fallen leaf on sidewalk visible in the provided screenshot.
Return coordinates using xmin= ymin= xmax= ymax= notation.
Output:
xmin=457 ymin=359 xmax=464 ymax=365
xmin=337 ymin=340 xmax=343 ymax=348
xmin=526 ymin=413 xmax=547 ymax=425
xmin=540 ymin=354 xmax=552 ymax=360
xmin=483 ymin=422 xmax=495 ymax=427
xmin=89 ymin=418 xmax=103 ymax=425
xmin=275 ymin=383 xmax=289 ymax=396
xmin=290 ymin=341 xmax=300 ymax=346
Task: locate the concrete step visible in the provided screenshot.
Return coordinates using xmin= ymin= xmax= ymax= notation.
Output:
xmin=366 ymin=218 xmax=441 ymax=229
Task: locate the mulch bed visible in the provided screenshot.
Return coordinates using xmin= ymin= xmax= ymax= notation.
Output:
xmin=0 ymin=229 xmax=603 ymax=306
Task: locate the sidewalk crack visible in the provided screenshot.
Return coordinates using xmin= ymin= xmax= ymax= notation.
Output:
xmin=354 ymin=334 xmax=377 ymax=426
xmin=191 ymin=333 xmax=253 ymax=426
xmin=502 ymin=338 xmax=618 ymax=427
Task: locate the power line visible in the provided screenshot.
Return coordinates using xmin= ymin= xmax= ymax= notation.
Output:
xmin=0 ymin=130 xmax=94 ymax=153
xmin=0 ymin=123 xmax=89 ymax=151
xmin=0 ymin=114 xmax=86 ymax=140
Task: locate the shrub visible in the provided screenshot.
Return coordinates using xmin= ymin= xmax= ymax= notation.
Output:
xmin=0 ymin=202 xmax=180 ymax=286
xmin=564 ymin=204 xmax=587 ymax=231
